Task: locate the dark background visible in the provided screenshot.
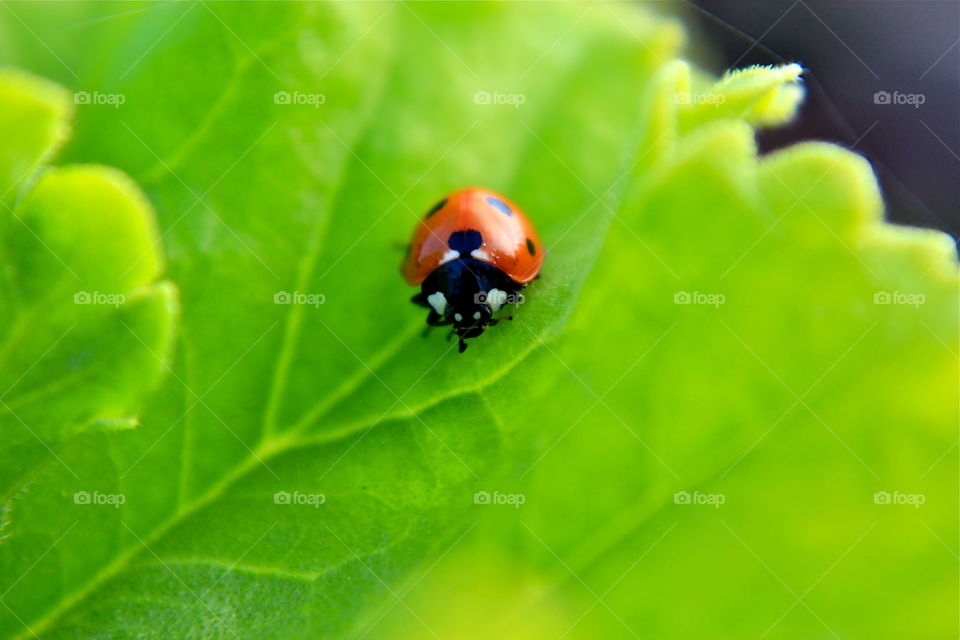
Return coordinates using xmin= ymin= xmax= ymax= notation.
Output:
xmin=680 ymin=0 xmax=959 ymax=240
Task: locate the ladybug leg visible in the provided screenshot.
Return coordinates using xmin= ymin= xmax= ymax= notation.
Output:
xmin=458 ymin=336 xmax=469 ymax=353
xmin=423 ymin=308 xmax=451 ymax=336
xmin=411 ymin=292 xmax=430 ymax=308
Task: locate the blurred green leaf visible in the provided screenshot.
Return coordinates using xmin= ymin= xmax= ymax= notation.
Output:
xmin=371 ymin=62 xmax=959 ymax=640
xmin=0 ymin=67 xmax=176 ymax=520
xmin=0 ymin=68 xmax=71 ymax=207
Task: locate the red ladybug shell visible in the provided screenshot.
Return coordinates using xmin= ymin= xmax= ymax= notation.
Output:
xmin=402 ymin=187 xmax=543 ymax=286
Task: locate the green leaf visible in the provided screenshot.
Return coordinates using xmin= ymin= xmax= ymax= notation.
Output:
xmin=0 ymin=3 xmax=682 ymax=638
xmin=1 ymin=3 xmax=956 ymax=640
xmin=0 ymin=68 xmax=72 ymax=208
xmin=367 ymin=62 xmax=959 ymax=640
xmin=680 ymin=61 xmax=806 ymax=129
xmin=0 ymin=68 xmax=177 ymax=509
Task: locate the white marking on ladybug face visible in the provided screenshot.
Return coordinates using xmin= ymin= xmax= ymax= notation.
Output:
xmin=471 ymin=249 xmax=490 ymax=261
xmin=487 ymin=288 xmax=506 ymax=312
xmin=439 ymin=249 xmax=460 ymax=265
xmin=473 ymin=311 xmax=481 ymax=320
xmin=427 ymin=292 xmax=447 ymax=316
xmin=454 ymin=313 xmax=463 ymax=322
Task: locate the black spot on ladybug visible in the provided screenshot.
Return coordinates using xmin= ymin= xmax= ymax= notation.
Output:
xmin=449 ymin=229 xmax=483 ymax=253
xmin=526 ymin=238 xmax=536 ymax=256
xmin=486 ymin=196 xmax=513 ymax=216
xmin=424 ymin=198 xmax=447 ymax=218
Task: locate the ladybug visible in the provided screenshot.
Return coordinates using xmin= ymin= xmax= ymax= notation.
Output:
xmin=402 ymin=187 xmax=544 ymax=353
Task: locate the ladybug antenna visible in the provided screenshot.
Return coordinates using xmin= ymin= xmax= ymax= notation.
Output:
xmin=486 ymin=316 xmax=513 ymax=328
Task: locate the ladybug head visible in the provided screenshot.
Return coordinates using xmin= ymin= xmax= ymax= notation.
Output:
xmin=452 ymin=311 xmax=513 ymax=353
xmin=449 ymin=299 xmax=491 ymax=329
xmin=428 ymin=288 xmax=509 ymax=353
xmin=418 ymin=258 xmax=520 ymax=352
